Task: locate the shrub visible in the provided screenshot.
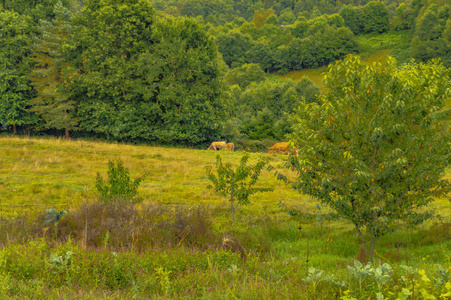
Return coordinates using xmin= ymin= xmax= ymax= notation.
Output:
xmin=96 ymin=160 xmax=145 ymax=203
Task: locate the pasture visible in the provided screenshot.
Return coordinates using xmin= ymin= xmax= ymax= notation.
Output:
xmin=0 ymin=136 xmax=450 ymax=299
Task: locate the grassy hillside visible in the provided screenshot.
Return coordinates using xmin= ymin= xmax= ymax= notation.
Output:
xmin=281 ymin=66 xmax=328 ymax=90
xmin=0 ymin=136 xmax=306 ymax=217
xmin=2 ymin=136 xmax=448 ymax=216
xmin=282 ymin=30 xmax=414 ymax=89
xmin=0 ymin=136 xmax=450 ymax=299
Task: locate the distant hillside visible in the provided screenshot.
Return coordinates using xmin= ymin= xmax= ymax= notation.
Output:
xmin=281 ymin=30 xmax=414 ymax=89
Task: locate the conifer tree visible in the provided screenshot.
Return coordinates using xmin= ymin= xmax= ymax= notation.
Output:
xmin=31 ymin=1 xmax=77 ymax=139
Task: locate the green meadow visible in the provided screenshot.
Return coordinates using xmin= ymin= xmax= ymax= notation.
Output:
xmin=0 ymin=136 xmax=450 ymax=299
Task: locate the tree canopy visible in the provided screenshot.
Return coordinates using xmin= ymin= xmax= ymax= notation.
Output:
xmin=63 ymin=0 xmax=226 ymax=144
xmin=0 ymin=9 xmax=37 ymax=133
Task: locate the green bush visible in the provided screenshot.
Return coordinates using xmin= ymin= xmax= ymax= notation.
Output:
xmin=95 ymin=160 xmax=145 ymax=203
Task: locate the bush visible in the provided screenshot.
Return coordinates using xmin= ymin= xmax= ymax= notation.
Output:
xmin=95 ymin=160 xmax=145 ymax=203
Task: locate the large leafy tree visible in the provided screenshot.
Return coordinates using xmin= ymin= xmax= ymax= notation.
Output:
xmin=391 ymin=3 xmax=415 ymax=31
xmin=339 ymin=5 xmax=360 ymax=34
xmin=416 ymin=8 xmax=441 ymax=41
xmin=135 ymin=16 xmax=226 ymax=143
xmin=32 ymin=1 xmax=76 ymax=139
xmin=244 ymin=41 xmax=275 ymax=73
xmin=65 ymin=0 xmax=226 ymax=144
xmin=63 ymin=0 xmax=157 ymax=140
xmin=287 ymin=55 xmax=450 ymax=260
xmin=360 ymin=1 xmax=389 ymax=34
xmin=0 ymin=9 xmax=38 ymax=134
xmin=411 ymin=4 xmax=451 ymax=67
xmin=216 ymin=31 xmax=252 ymax=67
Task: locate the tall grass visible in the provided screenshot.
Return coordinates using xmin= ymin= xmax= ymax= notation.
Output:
xmin=0 ymin=136 xmax=450 ymax=299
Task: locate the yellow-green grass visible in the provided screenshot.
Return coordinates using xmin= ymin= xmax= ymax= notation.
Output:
xmin=281 ymin=66 xmax=327 ymax=90
xmin=279 ymin=51 xmax=392 ymax=92
xmin=0 ymin=136 xmax=310 ymax=218
xmin=280 ymin=50 xmax=396 ymax=91
xmin=1 ymin=135 xmax=449 ymax=221
xmin=0 ymin=136 xmax=450 ymax=299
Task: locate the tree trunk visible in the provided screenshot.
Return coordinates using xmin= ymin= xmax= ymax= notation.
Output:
xmin=355 ymin=225 xmax=369 ymax=262
xmin=65 ymin=127 xmax=70 ymax=140
xmin=369 ymin=238 xmax=376 ymax=260
xmin=13 ymin=124 xmax=17 ymax=134
xmin=231 ymin=189 xmax=235 ymax=227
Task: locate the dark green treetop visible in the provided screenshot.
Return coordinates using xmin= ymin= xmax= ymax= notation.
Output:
xmin=64 ymin=0 xmax=226 ymax=144
xmin=0 ymin=8 xmax=38 ymax=133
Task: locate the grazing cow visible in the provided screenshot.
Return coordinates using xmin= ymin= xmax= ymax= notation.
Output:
xmin=208 ymin=141 xmax=227 ymax=150
xmin=226 ymin=142 xmax=235 ymax=151
xmin=268 ymin=142 xmax=290 ymax=154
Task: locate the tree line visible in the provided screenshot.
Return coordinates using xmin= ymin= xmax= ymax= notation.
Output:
xmin=1 ymin=0 xmax=227 ymax=144
xmin=0 ymin=0 xmax=319 ymax=146
xmin=149 ymin=0 xmax=451 ymax=71
xmin=0 ymin=0 xmax=450 ymax=147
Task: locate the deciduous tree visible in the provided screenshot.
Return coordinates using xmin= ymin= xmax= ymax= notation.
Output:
xmin=0 ymin=9 xmax=37 ymax=134
xmin=206 ymin=154 xmax=272 ymax=226
xmin=216 ymin=31 xmax=252 ymax=67
xmin=361 ymin=1 xmax=389 ymax=34
xmin=65 ymin=0 xmax=226 ymax=144
xmin=339 ymin=4 xmax=360 ymax=34
xmin=286 ymin=55 xmax=450 ymax=260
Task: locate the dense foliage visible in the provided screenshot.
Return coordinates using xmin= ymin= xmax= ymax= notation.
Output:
xmin=223 ymin=76 xmax=320 ymax=142
xmin=62 ymin=0 xmax=227 ymax=144
xmin=0 ymin=0 xmax=450 ymax=298
xmin=0 ymin=0 xmax=450 ymax=146
xmin=410 ymin=3 xmax=451 ymax=67
xmin=0 ymin=9 xmax=37 ymax=134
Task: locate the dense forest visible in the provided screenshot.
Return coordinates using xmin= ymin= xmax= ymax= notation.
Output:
xmin=0 ymin=0 xmax=450 ymax=148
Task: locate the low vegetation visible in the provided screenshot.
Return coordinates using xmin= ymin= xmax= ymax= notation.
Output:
xmin=0 ymin=136 xmax=449 ymax=299
xmin=1 ymin=1 xmax=450 ymax=298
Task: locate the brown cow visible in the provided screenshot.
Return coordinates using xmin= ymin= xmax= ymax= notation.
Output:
xmin=226 ymin=142 xmax=235 ymax=151
xmin=208 ymin=141 xmax=227 ymax=150
xmin=268 ymin=142 xmax=290 ymax=154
